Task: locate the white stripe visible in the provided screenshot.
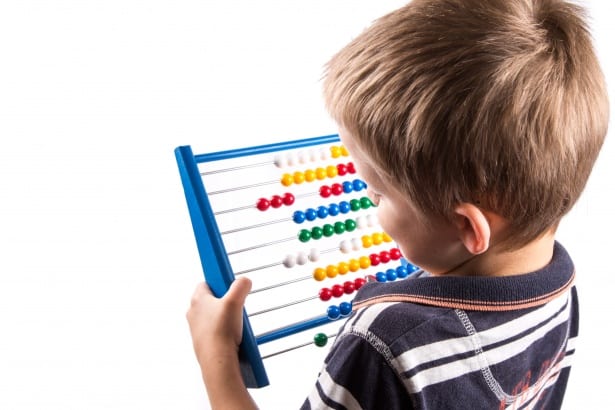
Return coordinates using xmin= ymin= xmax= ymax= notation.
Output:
xmin=394 ymin=291 xmax=571 ymax=369
xmin=308 ymin=368 xmax=362 ymax=410
xmin=397 ymin=293 xmax=572 ymax=394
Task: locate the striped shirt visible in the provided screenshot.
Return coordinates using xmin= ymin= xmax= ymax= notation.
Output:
xmin=301 ymin=242 xmax=577 ymax=409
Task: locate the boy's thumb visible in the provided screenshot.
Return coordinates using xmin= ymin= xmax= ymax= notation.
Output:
xmin=226 ymin=276 xmax=252 ymax=304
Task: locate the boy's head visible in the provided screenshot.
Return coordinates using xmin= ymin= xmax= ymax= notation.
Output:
xmin=323 ymin=0 xmax=609 ymax=249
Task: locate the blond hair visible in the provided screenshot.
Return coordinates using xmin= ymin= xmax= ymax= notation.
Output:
xmin=323 ymin=0 xmax=609 ymax=248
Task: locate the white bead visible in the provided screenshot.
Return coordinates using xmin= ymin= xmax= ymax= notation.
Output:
xmin=309 ymin=248 xmax=320 ymax=262
xmin=366 ymin=214 xmax=377 ymax=227
xmin=286 ymin=153 xmax=295 ymax=167
xmin=319 ymin=147 xmax=328 ymax=160
xmin=356 ymin=216 xmax=367 ymax=229
xmin=298 ymin=151 xmax=308 ymax=164
xmin=296 ymin=252 xmax=308 ymax=265
xmin=283 ymin=254 xmax=296 ymax=268
xmin=274 ymin=154 xmax=283 ymax=168
xmin=340 ymin=240 xmax=351 ymax=253
xmin=309 ymin=149 xmax=318 ymax=162
xmin=351 ymin=237 xmax=362 ymax=251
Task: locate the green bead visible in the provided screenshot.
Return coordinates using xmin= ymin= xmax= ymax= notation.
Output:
xmin=322 ymin=224 xmax=334 ymax=237
xmin=360 ymin=196 xmax=373 ymax=209
xmin=345 ymin=219 xmax=357 ymax=232
xmin=333 ymin=221 xmax=346 ymax=234
xmin=311 ymin=226 xmax=323 ymax=239
xmin=314 ymin=332 xmax=328 ymax=347
xmin=349 ymin=199 xmax=361 ymax=211
xmin=298 ymin=229 xmax=311 ymax=242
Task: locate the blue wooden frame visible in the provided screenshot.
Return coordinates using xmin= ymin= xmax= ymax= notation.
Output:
xmin=174 ymin=134 xmax=340 ymax=388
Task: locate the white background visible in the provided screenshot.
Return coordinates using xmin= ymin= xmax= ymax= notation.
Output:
xmin=0 ymin=1 xmax=612 ymax=409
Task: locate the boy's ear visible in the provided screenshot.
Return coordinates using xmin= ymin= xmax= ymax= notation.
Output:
xmin=452 ymin=203 xmax=490 ymax=255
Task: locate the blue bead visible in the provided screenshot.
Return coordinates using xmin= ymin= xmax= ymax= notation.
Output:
xmin=339 ymin=201 xmax=351 ymax=213
xmin=327 ymin=305 xmax=341 ymax=320
xmin=396 ymin=266 xmax=409 ymax=278
xmin=340 ymin=302 xmax=352 ymax=316
xmin=408 ymin=264 xmax=420 ymax=273
xmin=305 ymin=208 xmax=317 ymax=221
xmin=353 ymin=179 xmax=366 ymax=191
xmin=317 ymin=205 xmax=329 ymax=219
xmin=375 ymin=272 xmax=387 ymax=282
xmin=342 ymin=181 xmax=353 ymax=193
xmin=386 ymin=269 xmax=398 ymax=281
xmin=328 ymin=203 xmax=340 ymax=216
xmin=292 ymin=211 xmax=306 ymax=224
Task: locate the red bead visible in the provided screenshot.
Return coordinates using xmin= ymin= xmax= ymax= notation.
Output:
xmin=319 ymin=288 xmax=332 ymax=301
xmin=390 ymin=248 xmax=402 ymax=260
xmin=256 ymin=198 xmax=270 ymax=211
xmin=319 ymin=185 xmax=332 ymax=198
xmin=337 ymin=163 xmax=347 ymax=176
xmin=346 ymin=162 xmax=356 ymax=173
xmin=379 ymin=250 xmax=391 ymax=263
xmin=343 ymin=281 xmax=355 ymax=294
xmin=369 ymin=253 xmax=380 ymax=266
xmin=270 ymin=195 xmax=283 ymax=208
xmin=331 ymin=183 xmax=343 ymax=195
xmin=331 ymin=284 xmax=344 ymax=298
xmin=282 ymin=192 xmax=295 ymax=206
xmin=354 ymin=277 xmax=366 ymax=289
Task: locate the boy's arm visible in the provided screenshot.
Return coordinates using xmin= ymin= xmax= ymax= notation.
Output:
xmin=186 ymin=277 xmax=258 ymax=410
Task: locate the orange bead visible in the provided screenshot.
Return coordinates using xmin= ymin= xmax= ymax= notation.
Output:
xmin=326 ymin=265 xmax=338 ymax=278
xmin=281 ymin=173 xmax=293 ymax=186
xmin=337 ymin=261 xmax=350 ymax=275
xmin=313 ymin=267 xmax=326 ymax=281
xmin=315 ymin=167 xmax=327 ymax=180
xmin=326 ymin=165 xmax=338 ymax=178
xmin=304 ymin=169 xmax=316 ymax=182
xmin=348 ymin=259 xmax=360 ymax=272
xmin=359 ymin=256 xmax=371 ymax=269
xmin=293 ymin=171 xmax=305 ymax=184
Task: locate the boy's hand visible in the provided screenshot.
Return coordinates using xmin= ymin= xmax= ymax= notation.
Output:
xmin=186 ymin=277 xmax=252 ymax=364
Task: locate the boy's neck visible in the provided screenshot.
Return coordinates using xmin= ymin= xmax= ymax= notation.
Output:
xmin=442 ymin=233 xmax=556 ymax=277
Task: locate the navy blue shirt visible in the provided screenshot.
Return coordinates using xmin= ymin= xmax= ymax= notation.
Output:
xmin=302 ymin=242 xmax=577 ymax=409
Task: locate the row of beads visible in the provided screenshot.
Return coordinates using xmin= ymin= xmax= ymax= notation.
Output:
xmin=297 ymin=214 xmax=377 ymax=243
xmin=292 ymin=197 xmax=374 ymax=224
xmin=312 ymin=248 xmax=402 ymax=281
xmin=280 ymin=162 xmax=355 ymax=186
xmin=373 ymin=264 xmax=420 ymax=282
xmin=281 ymin=232 xmax=392 ymax=268
xmin=318 ymin=278 xmax=367 ymax=301
xmin=255 ymin=179 xmax=367 ymax=212
xmin=273 ymin=145 xmax=349 ymax=168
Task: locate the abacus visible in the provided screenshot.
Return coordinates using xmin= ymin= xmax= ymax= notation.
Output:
xmin=175 ymin=134 xmax=417 ymax=388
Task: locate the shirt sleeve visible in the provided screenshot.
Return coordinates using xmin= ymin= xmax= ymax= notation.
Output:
xmin=300 ymin=331 xmax=413 ymax=409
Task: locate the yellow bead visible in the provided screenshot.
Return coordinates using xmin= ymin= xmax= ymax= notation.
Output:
xmin=315 ymin=167 xmax=327 ymax=180
xmin=330 ymin=146 xmax=341 ymax=158
xmin=372 ymin=233 xmax=383 ymax=245
xmin=293 ymin=171 xmax=305 ymax=184
xmin=326 ymin=165 xmax=338 ymax=178
xmin=383 ymin=232 xmax=392 ymax=242
xmin=337 ymin=261 xmax=350 ymax=275
xmin=281 ymin=173 xmax=293 ymax=186
xmin=313 ymin=267 xmax=326 ymax=281
xmin=326 ymin=265 xmax=338 ymax=278
xmin=362 ymin=235 xmax=373 ymax=248
xmin=359 ymin=256 xmax=371 ymax=269
xmin=304 ymin=169 xmax=316 ymax=182
xmin=348 ymin=259 xmax=360 ymax=272
xmin=340 ymin=146 xmax=349 ymax=156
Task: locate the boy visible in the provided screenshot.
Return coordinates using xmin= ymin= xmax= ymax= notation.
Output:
xmin=187 ymin=0 xmax=609 ymax=408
